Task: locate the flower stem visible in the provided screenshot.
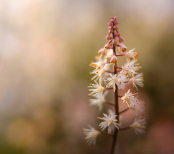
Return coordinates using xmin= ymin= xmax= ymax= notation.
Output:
xmin=118 ymin=95 xmax=122 ymax=97
xmin=116 ymin=54 xmax=124 ymax=56
xmin=104 ymin=70 xmax=114 ymax=74
xmin=110 ymin=24 xmax=119 ymax=154
xmin=119 ymin=126 xmax=130 ymax=131
xmin=104 ymin=88 xmax=113 ymax=90
xmin=99 ymin=131 xmax=114 ymax=136
xmin=104 ymin=100 xmax=115 ymax=106
xmin=119 ymin=107 xmax=129 ymax=114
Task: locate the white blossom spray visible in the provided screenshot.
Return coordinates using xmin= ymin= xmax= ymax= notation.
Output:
xmin=84 ymin=16 xmax=146 ymax=154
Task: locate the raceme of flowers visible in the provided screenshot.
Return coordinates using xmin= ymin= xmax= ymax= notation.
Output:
xmin=84 ymin=16 xmax=146 ymax=146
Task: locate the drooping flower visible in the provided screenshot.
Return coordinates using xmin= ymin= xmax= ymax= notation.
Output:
xmin=98 ymin=48 xmax=107 ymax=55
xmin=90 ymin=63 xmax=111 ymax=83
xmin=130 ymin=100 xmax=145 ymax=116
xmin=88 ymin=81 xmax=105 ymax=97
xmin=121 ymin=59 xmax=141 ymax=76
xmin=118 ymin=44 xmax=127 ymax=52
xmin=116 ymin=74 xmax=127 ymax=90
xmin=129 ymin=115 xmax=146 ymax=135
xmin=90 ymin=56 xmax=106 ymax=70
xmin=106 ymin=73 xmax=127 ymax=91
xmin=121 ymin=89 xmax=138 ymax=107
xmin=118 ymin=36 xmax=124 ymax=43
xmin=104 ymin=42 xmax=113 ymax=49
xmin=83 ymin=125 xmax=99 ymax=145
xmin=130 ymin=73 xmax=144 ymax=90
xmin=124 ymin=48 xmax=138 ymax=59
xmin=104 ymin=49 xmax=113 ymax=59
xmin=89 ymin=91 xmax=108 ymax=111
xmin=98 ymin=110 xmax=119 ymax=134
xmin=110 ymin=55 xmax=117 ymax=63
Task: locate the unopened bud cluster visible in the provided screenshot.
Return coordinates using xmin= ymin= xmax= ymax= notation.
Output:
xmin=84 ymin=17 xmax=146 ymax=150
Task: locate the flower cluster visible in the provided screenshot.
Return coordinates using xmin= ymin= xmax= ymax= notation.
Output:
xmin=84 ymin=16 xmax=146 ymax=148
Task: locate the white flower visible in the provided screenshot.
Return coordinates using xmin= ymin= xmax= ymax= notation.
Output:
xmin=121 ymin=89 xmax=138 ymax=107
xmin=90 ymin=63 xmax=111 ymax=84
xmin=98 ymin=110 xmax=119 ymax=134
xmin=121 ymin=59 xmax=142 ymax=76
xmin=88 ymin=81 xmax=104 ymax=97
xmin=83 ymin=125 xmax=99 ymax=145
xmin=130 ymin=100 xmax=145 ymax=116
xmin=90 ymin=56 xmax=106 ymax=70
xmin=106 ymin=73 xmax=127 ymax=91
xmin=89 ymin=91 xmax=108 ymax=111
xmin=130 ymin=115 xmax=146 ymax=135
xmin=130 ymin=73 xmax=144 ymax=90
xmin=98 ymin=48 xmax=107 ymax=55
xmin=124 ymin=48 xmax=138 ymax=59
xmin=105 ymin=49 xmax=113 ymax=59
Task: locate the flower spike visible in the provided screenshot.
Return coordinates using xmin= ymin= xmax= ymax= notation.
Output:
xmin=85 ymin=17 xmax=146 ymax=153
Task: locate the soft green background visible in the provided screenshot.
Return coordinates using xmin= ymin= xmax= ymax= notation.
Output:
xmin=0 ymin=0 xmax=173 ymax=154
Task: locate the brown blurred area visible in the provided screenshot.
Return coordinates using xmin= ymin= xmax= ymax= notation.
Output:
xmin=0 ymin=0 xmax=173 ymax=154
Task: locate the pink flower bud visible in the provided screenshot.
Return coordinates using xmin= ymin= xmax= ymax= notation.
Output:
xmin=109 ymin=42 xmax=113 ymax=48
xmin=110 ymin=19 xmax=114 ymax=23
xmin=114 ymin=16 xmax=117 ymax=20
xmin=113 ymin=25 xmax=119 ymax=30
xmin=104 ymin=43 xmax=110 ymax=49
xmin=118 ymin=36 xmax=124 ymax=43
xmin=114 ymin=21 xmax=119 ymax=24
xmin=112 ymin=38 xmax=117 ymax=45
xmin=108 ymin=26 xmax=112 ymax=30
xmin=98 ymin=48 xmax=106 ymax=55
xmin=114 ymin=31 xmax=120 ymax=37
xmin=108 ymin=22 xmax=113 ymax=26
xmin=105 ymin=42 xmax=113 ymax=49
xmin=109 ymin=29 xmax=113 ymax=34
xmin=106 ymin=34 xmax=112 ymax=40
xmin=118 ymin=44 xmax=127 ymax=52
xmin=110 ymin=55 xmax=117 ymax=63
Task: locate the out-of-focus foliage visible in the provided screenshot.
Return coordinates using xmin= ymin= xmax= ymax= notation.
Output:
xmin=0 ymin=0 xmax=173 ymax=154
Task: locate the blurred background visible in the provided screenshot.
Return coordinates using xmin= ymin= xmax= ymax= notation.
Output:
xmin=0 ymin=0 xmax=174 ymax=154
